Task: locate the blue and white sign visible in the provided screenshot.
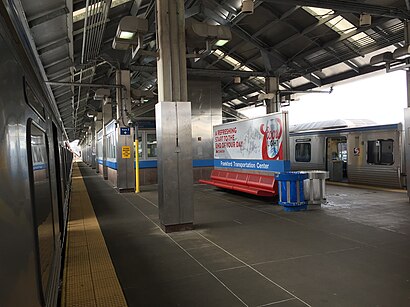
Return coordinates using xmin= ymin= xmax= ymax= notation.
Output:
xmin=120 ymin=127 xmax=131 ymax=135
xmin=215 ymin=159 xmax=290 ymax=173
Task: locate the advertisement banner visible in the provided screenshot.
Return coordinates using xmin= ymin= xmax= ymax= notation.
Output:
xmin=213 ymin=112 xmax=289 ymax=172
xmin=214 ymin=112 xmax=286 ymax=160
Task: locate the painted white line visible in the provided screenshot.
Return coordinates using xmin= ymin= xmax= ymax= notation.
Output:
xmin=233 ymin=220 xmax=243 ymax=225
xmin=195 ymin=232 xmax=312 ymax=307
xmin=119 ymin=194 xmax=249 ymax=307
xmin=136 ymin=194 xmax=159 ymax=208
xmin=251 ymin=254 xmax=315 ymax=267
xmin=257 ymin=297 xmax=297 ymax=306
xmin=214 ymin=265 xmax=247 ymax=273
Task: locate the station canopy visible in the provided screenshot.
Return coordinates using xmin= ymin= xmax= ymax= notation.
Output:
xmin=13 ymin=0 xmax=409 ymax=140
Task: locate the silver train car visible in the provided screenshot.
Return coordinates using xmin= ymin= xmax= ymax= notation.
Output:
xmin=0 ymin=3 xmax=73 ymax=307
xmin=289 ymin=120 xmax=404 ymax=189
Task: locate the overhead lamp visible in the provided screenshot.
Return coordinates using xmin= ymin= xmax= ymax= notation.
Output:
xmin=359 ymin=13 xmax=371 ymax=27
xmin=119 ymin=31 xmax=135 ymax=40
xmin=112 ymin=16 xmax=149 ymax=57
xmin=186 ymin=22 xmax=232 ymax=50
xmin=369 ymin=52 xmax=393 ymax=66
xmin=393 ymin=45 xmax=410 ymax=60
xmin=94 ymin=88 xmax=110 ymax=100
xmin=242 ymin=0 xmax=254 ymax=14
xmin=215 ymin=39 xmax=229 ymax=47
xmin=115 ymin=16 xmax=148 ymax=41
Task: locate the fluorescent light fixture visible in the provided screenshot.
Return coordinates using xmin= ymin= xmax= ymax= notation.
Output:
xmin=369 ymin=52 xmax=393 ymax=66
xmin=241 ymin=0 xmax=254 ymax=14
xmin=215 ymin=39 xmax=229 ymax=46
xmin=113 ymin=16 xmax=148 ymax=51
xmin=119 ymin=31 xmax=135 ymax=40
xmin=393 ymin=45 xmax=410 ymax=60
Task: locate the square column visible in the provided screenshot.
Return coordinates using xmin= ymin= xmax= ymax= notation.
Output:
xmin=266 ymin=77 xmax=280 ymax=114
xmin=115 ymin=70 xmax=135 ymax=192
xmin=102 ymin=99 xmax=112 ymax=180
xmin=95 ymin=113 xmax=103 ymax=173
xmin=156 ymin=0 xmax=193 ymax=232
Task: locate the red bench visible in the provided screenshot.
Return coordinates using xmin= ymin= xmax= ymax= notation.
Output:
xmin=199 ymin=170 xmax=277 ymax=197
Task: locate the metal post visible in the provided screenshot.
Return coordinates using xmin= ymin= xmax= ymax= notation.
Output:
xmin=135 ymin=140 xmax=140 ymax=193
xmin=156 ymin=0 xmax=193 ymax=232
xmin=265 ymin=77 xmax=280 ymax=113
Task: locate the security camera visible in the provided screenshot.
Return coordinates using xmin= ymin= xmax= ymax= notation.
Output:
xmin=127 ymin=119 xmax=133 ymax=127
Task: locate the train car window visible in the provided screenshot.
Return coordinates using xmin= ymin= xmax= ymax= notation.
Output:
xmin=24 ymin=81 xmax=45 ymax=120
xmin=147 ymin=133 xmax=157 ymax=158
xmin=137 ymin=131 xmax=143 ymax=159
xmin=367 ymin=140 xmax=394 ymax=165
xmin=295 ymin=143 xmax=311 ymax=162
xmin=27 ymin=121 xmax=55 ymax=303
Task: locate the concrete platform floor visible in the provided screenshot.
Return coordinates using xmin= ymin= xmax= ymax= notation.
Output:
xmin=79 ymin=163 xmax=410 ymax=307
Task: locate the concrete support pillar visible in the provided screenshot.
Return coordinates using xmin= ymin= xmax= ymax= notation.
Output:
xmin=115 ymin=70 xmax=135 ymax=192
xmin=155 ymin=0 xmax=193 ymax=232
xmin=95 ymin=113 xmax=103 ymax=173
xmin=265 ymin=77 xmax=280 ymax=114
xmin=102 ymin=99 xmax=112 ymax=180
xmin=91 ymin=120 xmax=96 ymax=169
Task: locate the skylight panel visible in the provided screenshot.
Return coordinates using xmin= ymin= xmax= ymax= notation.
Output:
xmin=327 ymin=16 xmax=355 ymax=34
xmin=349 ymin=32 xmax=375 ymax=46
xmin=303 ymin=6 xmax=375 ymax=47
xmin=304 ymin=7 xmax=334 ymax=18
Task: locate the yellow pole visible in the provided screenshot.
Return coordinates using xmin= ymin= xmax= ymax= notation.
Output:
xmin=135 ymin=140 xmax=140 ymax=193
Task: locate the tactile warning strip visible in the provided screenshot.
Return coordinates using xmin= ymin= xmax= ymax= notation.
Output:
xmin=62 ymin=163 xmax=127 ymax=307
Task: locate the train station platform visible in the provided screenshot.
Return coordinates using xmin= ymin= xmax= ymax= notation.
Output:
xmin=63 ymin=162 xmax=410 ymax=307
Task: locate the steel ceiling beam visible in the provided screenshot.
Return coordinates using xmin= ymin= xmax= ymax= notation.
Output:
xmin=289 ymin=17 xmax=392 ymax=65
xmin=303 ymin=73 xmax=322 ymax=87
xmin=130 ymin=65 xmax=268 ymax=77
xmin=202 ymin=6 xmax=303 ymax=73
xmin=294 ymin=64 xmax=384 ymax=92
xmin=262 ymin=0 xmax=410 ymax=20
xmin=27 ymin=5 xmax=68 ymax=27
xmin=205 ymin=4 xmax=297 ymax=70
xmin=37 ymin=36 xmax=70 ymax=55
xmin=130 ymin=0 xmax=144 ymax=15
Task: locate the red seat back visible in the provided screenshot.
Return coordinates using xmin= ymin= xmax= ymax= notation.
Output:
xmin=211 ymin=169 xmax=230 ymax=181
xmin=247 ymin=174 xmax=275 ymax=190
xmin=225 ymin=172 xmax=248 ymax=185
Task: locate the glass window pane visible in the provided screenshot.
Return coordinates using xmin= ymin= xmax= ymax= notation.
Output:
xmin=147 ymin=133 xmax=157 ymax=158
xmin=367 ymin=141 xmax=377 ymax=164
xmin=137 ymin=132 xmax=143 ymax=159
xmin=295 ymin=143 xmax=311 ymax=162
xmin=380 ymin=140 xmax=394 ymax=165
xmin=29 ymin=123 xmax=55 ymax=300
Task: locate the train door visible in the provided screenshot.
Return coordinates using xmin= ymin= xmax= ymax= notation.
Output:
xmin=326 ymin=137 xmax=348 ymax=181
xmin=52 ymin=123 xmax=64 ymax=241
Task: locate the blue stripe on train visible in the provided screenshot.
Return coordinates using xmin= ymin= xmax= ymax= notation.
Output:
xmin=97 ymin=159 xmax=214 ymax=169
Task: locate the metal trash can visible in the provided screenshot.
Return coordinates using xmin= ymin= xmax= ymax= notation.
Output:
xmin=275 ymin=172 xmax=309 ymax=212
xmin=300 ymin=171 xmax=329 ymax=205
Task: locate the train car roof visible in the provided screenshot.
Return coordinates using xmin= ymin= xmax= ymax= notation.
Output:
xmin=290 ymin=120 xmax=401 ymax=136
xmin=290 ymin=119 xmax=378 ymax=132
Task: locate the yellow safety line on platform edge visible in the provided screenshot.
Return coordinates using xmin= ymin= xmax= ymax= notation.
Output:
xmin=61 ymin=163 xmax=128 ymax=307
xmin=327 ymin=181 xmax=406 ymax=193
